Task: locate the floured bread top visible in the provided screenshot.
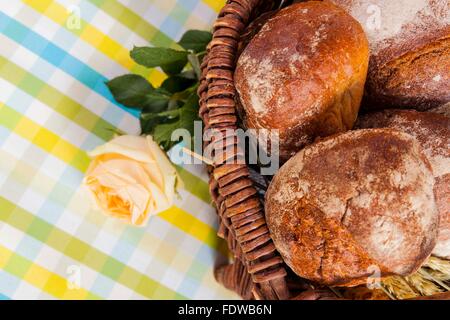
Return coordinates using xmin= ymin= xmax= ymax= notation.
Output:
xmin=328 ymin=0 xmax=450 ymax=63
xmin=356 ymin=110 xmax=450 ymax=259
xmin=265 ymin=129 xmax=438 ymax=285
xmin=235 ymin=1 xmax=369 ymax=160
xmin=235 ymin=1 xmax=368 ymax=121
xmin=356 ymin=110 xmax=450 ymax=177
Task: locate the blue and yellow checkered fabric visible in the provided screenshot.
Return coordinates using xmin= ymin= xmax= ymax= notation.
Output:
xmin=0 ymin=0 xmax=238 ymax=300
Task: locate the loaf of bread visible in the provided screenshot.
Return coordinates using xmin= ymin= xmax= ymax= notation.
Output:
xmin=235 ymin=1 xmax=369 ymax=161
xmin=356 ymin=110 xmax=450 ymax=259
xmin=265 ymin=129 xmax=439 ymax=286
xmin=327 ymin=0 xmax=450 ymax=110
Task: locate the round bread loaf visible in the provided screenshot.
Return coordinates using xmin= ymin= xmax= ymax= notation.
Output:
xmin=327 ymin=0 xmax=450 ymax=110
xmin=265 ymin=129 xmax=439 ymax=286
xmin=356 ymin=110 xmax=450 ymax=259
xmin=235 ymin=1 xmax=369 ymax=162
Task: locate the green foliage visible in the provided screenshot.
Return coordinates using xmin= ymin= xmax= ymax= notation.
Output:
xmin=130 ymin=47 xmax=188 ymax=75
xmin=178 ymin=30 xmax=212 ymax=53
xmin=107 ymin=30 xmax=212 ymax=150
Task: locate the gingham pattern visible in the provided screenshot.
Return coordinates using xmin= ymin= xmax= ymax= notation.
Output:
xmin=0 ymin=0 xmax=238 ymax=300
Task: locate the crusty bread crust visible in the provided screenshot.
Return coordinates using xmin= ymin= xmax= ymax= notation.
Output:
xmin=235 ymin=1 xmax=369 ymax=161
xmin=434 ymin=175 xmax=450 ymax=259
xmin=327 ymin=0 xmax=450 ymax=110
xmin=356 ymin=110 xmax=450 ymax=259
xmin=265 ymin=129 xmax=439 ymax=286
xmin=430 ymin=102 xmax=450 ymax=118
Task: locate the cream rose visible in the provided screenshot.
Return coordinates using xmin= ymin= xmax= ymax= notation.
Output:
xmin=83 ymin=135 xmax=183 ymax=226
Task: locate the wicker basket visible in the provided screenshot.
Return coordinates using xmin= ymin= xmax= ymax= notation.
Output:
xmin=197 ymin=0 xmax=450 ymax=300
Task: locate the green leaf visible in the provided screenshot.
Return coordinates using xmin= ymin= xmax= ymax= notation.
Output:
xmin=140 ymin=112 xmax=170 ymax=135
xmin=178 ymin=30 xmax=212 ymax=53
xmin=182 ymin=91 xmax=201 ymax=115
xmin=106 ymin=74 xmax=154 ymax=108
xmin=106 ymin=74 xmax=172 ymax=111
xmin=161 ymin=60 xmax=188 ymax=75
xmin=161 ymin=75 xmax=197 ymax=93
xmin=143 ymin=92 xmax=200 ymax=150
xmin=140 ymin=103 xmax=181 ymax=134
xmin=141 ymin=88 xmax=172 ymax=113
xmin=171 ymin=84 xmax=199 ymax=102
xmin=140 ymin=113 xmax=160 ymax=134
xmin=110 ymin=31 xmax=207 ymax=150
xmin=131 ymin=47 xmax=188 ymax=75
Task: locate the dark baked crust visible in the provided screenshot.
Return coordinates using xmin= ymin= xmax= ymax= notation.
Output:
xmin=356 ymin=110 xmax=449 ymax=177
xmin=265 ymin=129 xmax=438 ymax=286
xmin=356 ymin=110 xmax=450 ymax=259
xmin=237 ymin=10 xmax=277 ymax=57
xmin=366 ymin=36 xmax=450 ymax=110
xmin=327 ymin=0 xmax=450 ymax=110
xmin=235 ymin=1 xmax=369 ymax=161
xmin=430 ymin=102 xmax=450 ymax=117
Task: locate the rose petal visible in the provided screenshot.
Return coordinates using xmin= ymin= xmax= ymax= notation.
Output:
xmin=94 ymin=151 xmax=166 ymax=194
xmin=84 ymin=135 xmax=183 ymax=227
xmin=89 ymin=135 xmax=156 ymax=163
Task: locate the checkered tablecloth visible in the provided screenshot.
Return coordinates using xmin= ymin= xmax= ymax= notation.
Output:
xmin=0 ymin=0 xmax=238 ymax=300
